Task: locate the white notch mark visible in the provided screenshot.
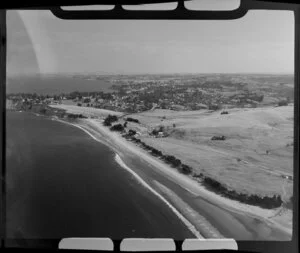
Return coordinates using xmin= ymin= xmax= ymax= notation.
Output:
xmin=58 ymin=238 xmax=114 ymax=251
xmin=185 ymin=0 xmax=241 ymax=11
xmin=61 ymin=5 xmax=115 ymax=11
xmin=122 ymin=3 xmax=177 ymax=10
xmin=120 ymin=238 xmax=176 ymax=252
xmin=182 ymin=239 xmax=238 ymax=251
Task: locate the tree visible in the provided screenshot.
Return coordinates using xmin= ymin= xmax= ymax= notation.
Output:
xmin=152 ymin=129 xmax=159 ymax=136
xmin=208 ymin=104 xmax=222 ymax=111
xmin=104 ymin=114 xmax=118 ymax=126
xmin=39 ymin=107 xmax=47 ymax=114
xmin=110 ymin=124 xmax=125 ymax=132
xmin=126 ymin=117 xmax=140 ymax=123
xmin=128 ymin=129 xmax=136 ymax=136
xmin=258 ymin=94 xmax=264 ymax=102
xmin=278 ymin=100 xmax=288 ymax=106
xmin=179 ymin=164 xmax=192 ymax=175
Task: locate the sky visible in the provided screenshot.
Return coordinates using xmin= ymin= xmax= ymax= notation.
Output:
xmin=6 ymin=0 xmax=294 ymax=76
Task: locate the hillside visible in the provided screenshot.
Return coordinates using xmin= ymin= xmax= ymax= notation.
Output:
xmin=126 ymin=105 xmax=293 ymax=200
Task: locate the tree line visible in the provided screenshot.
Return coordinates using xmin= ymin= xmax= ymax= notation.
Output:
xmin=126 ymin=135 xmax=284 ymax=209
xmin=102 ymin=114 xmax=286 ymax=210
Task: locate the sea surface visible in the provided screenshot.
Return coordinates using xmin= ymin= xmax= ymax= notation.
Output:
xmin=7 ymin=75 xmax=114 ymax=95
xmin=6 ymin=111 xmax=194 ymax=240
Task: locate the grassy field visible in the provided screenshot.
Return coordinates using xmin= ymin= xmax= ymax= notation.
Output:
xmin=126 ymin=105 xmax=294 ymax=201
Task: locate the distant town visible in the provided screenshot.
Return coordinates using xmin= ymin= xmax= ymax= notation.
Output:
xmin=6 ymin=73 xmax=294 ymax=113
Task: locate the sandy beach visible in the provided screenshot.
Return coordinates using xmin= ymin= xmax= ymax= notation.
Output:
xmin=51 ymin=104 xmax=293 ymax=239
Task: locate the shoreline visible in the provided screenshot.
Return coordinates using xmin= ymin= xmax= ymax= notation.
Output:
xmin=10 ymin=102 xmax=290 ymax=239
xmin=54 ymin=117 xmax=206 ymax=238
xmin=51 ymin=114 xmax=292 ymax=239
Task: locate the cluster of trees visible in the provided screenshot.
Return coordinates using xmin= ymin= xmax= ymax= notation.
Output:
xmin=125 ymin=136 xmax=192 ymax=175
xmin=67 ymin=114 xmax=87 ymax=119
xmin=211 ymin=135 xmax=226 ymax=141
xmin=103 ymin=114 xmax=118 ymax=126
xmin=254 ymin=94 xmax=264 ymax=102
xmin=69 ymin=91 xmax=83 ymax=100
xmin=68 ymin=91 xmax=114 ymax=100
xmin=83 ymin=98 xmax=91 ymax=103
xmin=22 ymin=104 xmax=67 ymax=118
xmin=161 ymin=155 xmax=182 ymax=167
xmin=202 ymin=177 xmax=283 ymax=209
xmin=110 ymin=124 xmax=125 ymax=132
xmin=127 ymin=129 xmax=137 ymax=136
xmin=221 ymin=111 xmax=229 ymax=115
xmin=126 ymin=117 xmax=140 ymax=123
xmin=208 ymin=104 xmax=222 ymax=111
xmin=278 ymin=100 xmax=289 ymax=106
xmin=179 ymin=164 xmax=193 ymax=174
xmin=151 ymin=126 xmax=165 ymax=136
xmin=39 ymin=107 xmax=47 ymax=114
xmin=138 ymin=89 xmax=163 ymax=106
xmin=193 ymin=173 xmax=204 ymax=179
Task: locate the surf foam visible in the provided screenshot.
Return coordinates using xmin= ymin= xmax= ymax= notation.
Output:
xmin=114 ymin=153 xmax=204 ymax=239
xmin=54 ymin=118 xmax=204 ymax=238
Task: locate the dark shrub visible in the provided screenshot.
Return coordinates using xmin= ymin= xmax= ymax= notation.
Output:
xmin=67 ymin=114 xmax=77 ymax=119
xmin=67 ymin=113 xmax=87 ymax=119
xmin=203 ymin=177 xmax=227 ymax=192
xmin=126 ymin=117 xmax=140 ymax=123
xmin=202 ymin=176 xmax=283 ymax=209
xmin=211 ymin=135 xmax=226 ymax=141
xmin=78 ymin=114 xmax=87 ymax=119
xmin=103 ymin=121 xmax=112 ymax=126
xmin=208 ymin=104 xmax=222 ymax=111
xmin=193 ymin=173 xmax=204 ymax=178
xmin=152 ymin=129 xmax=159 ymax=136
xmin=39 ymin=108 xmax=47 ymax=114
xmin=162 ymin=155 xmax=181 ymax=167
xmin=278 ymin=100 xmax=288 ymax=106
xmin=104 ymin=114 xmax=118 ymax=126
xmin=178 ymin=164 xmax=193 ymax=174
xmin=128 ymin=129 xmax=137 ymax=136
xmin=110 ymin=124 xmax=124 ymax=132
xmin=221 ymin=111 xmax=229 ymax=115
xmin=135 ymin=138 xmax=141 ymax=142
xmin=151 ymin=149 xmax=163 ymax=156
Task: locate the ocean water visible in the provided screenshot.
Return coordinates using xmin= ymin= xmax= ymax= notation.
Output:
xmin=6 ymin=111 xmax=194 ymax=240
xmin=7 ymin=75 xmax=114 ymax=95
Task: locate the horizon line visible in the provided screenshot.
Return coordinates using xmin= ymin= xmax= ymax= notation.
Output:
xmin=7 ymin=71 xmax=294 ymax=77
